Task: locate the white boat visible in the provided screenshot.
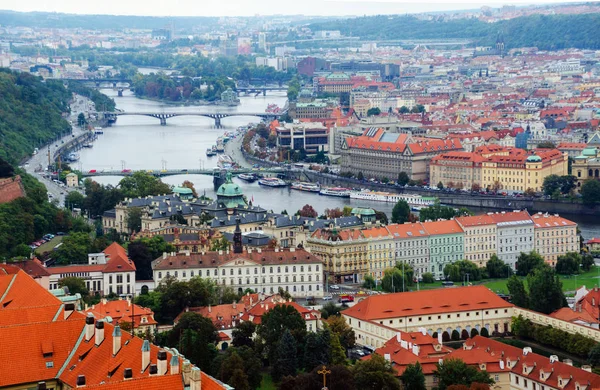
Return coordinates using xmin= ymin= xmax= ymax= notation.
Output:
xmin=291 ymin=182 xmax=320 ymax=192
xmin=350 ymin=190 xmax=437 ymax=207
xmin=258 ymin=177 xmax=287 ymax=187
xmin=319 ymin=187 xmax=351 ymax=198
xmin=217 ymin=155 xmax=235 ymax=169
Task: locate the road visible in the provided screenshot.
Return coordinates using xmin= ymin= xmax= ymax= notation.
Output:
xmin=224 ymin=129 xmax=253 ymax=168
xmin=21 ymin=95 xmax=95 ymax=207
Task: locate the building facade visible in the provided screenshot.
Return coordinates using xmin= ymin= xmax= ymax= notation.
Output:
xmin=489 ymin=211 xmax=534 ymax=269
xmin=456 ymin=215 xmax=498 ymax=267
xmin=422 ymin=220 xmax=464 ymax=279
xmin=276 ymin=122 xmax=329 ymax=154
xmin=532 ymin=212 xmax=580 ymax=266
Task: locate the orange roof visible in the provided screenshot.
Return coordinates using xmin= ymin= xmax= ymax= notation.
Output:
xmin=386 ymin=223 xmax=429 ymax=239
xmin=421 ymin=219 xmax=464 ymax=235
xmin=361 ymin=226 xmax=391 ymax=239
xmin=82 ymin=375 xmax=184 ymax=390
xmin=0 ymin=271 xmax=61 ymax=310
xmin=343 ymin=286 xmax=512 ymax=320
xmin=549 ymin=307 xmax=598 ymax=324
xmin=85 ymin=299 xmax=157 ymax=328
xmin=103 ymin=243 xmax=136 ymax=273
xmin=430 ymin=151 xmax=486 ymax=164
xmin=557 ymin=142 xmax=587 ymax=150
xmin=455 ymin=214 xmax=496 ymax=228
xmin=531 ymin=213 xmax=576 ymax=228
xmin=176 ymin=303 xmax=246 ymax=330
xmin=487 ymin=210 xmax=532 ymax=224
xmin=5 ymin=258 xmax=51 ymax=278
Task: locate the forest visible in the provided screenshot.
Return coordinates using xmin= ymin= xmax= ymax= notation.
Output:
xmin=0 ymin=69 xmax=71 ymax=164
xmin=309 ymin=13 xmax=600 ymax=50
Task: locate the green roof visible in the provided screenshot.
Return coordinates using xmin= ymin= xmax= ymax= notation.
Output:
xmin=351 ymin=207 xmax=376 ymax=216
xmin=526 ymin=155 xmax=542 ymax=162
xmin=582 ymin=147 xmax=598 ymax=157
xmin=173 ymin=187 xmax=193 ymax=195
xmin=217 ymin=172 xmax=244 ymax=197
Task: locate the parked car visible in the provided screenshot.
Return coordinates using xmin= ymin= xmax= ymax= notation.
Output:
xmin=323 ymin=295 xmax=333 ymax=301
xmin=329 ymin=285 xmax=340 ymax=290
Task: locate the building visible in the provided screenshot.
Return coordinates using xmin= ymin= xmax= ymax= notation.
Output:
xmin=47 ymin=242 xmax=136 ymax=296
xmin=85 ymin=297 xmax=158 ymax=335
xmin=66 ymin=172 xmax=78 ymax=187
xmin=456 ymin=214 xmax=498 ymax=267
xmin=153 ymin=223 xmax=324 ymax=298
xmin=341 ymin=128 xmax=463 ymax=181
xmin=220 ymin=87 xmax=239 ymax=105
xmin=532 ymin=212 xmax=579 ymax=265
xmin=4 ymin=257 xmax=50 ymax=289
xmin=489 ymin=211 xmax=534 ymax=269
xmin=584 ymin=237 xmax=600 ymax=253
xmin=429 ymin=152 xmax=485 ymax=190
xmin=0 ymin=269 xmax=225 ymax=390
xmin=288 ymin=100 xmax=332 ymax=119
xmin=296 ymin=56 xmax=330 ymax=77
xmin=257 ymin=32 xmax=267 ymax=51
xmin=276 ymin=122 xmax=329 ymax=154
xmin=343 ymin=285 xmax=513 ymax=349
xmin=422 ymin=220 xmax=464 ymax=278
xmin=387 ymin=223 xmax=430 ymax=278
xmin=572 ymin=141 xmax=600 ymax=191
xmin=238 ymin=295 xmax=322 ymax=332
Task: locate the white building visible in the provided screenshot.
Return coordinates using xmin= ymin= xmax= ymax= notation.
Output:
xmin=152 ymin=247 xmax=324 ymax=298
xmin=489 ymin=211 xmax=534 ymax=269
xmin=47 ymin=243 xmax=136 ymax=296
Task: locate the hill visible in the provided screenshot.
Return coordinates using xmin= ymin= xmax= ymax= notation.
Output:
xmin=308 ymin=13 xmax=600 ymax=50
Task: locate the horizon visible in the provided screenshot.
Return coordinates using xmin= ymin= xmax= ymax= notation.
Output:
xmin=0 ymin=0 xmax=589 ymax=18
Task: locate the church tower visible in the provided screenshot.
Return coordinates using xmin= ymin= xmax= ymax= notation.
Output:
xmin=233 ymin=217 xmax=243 ymax=254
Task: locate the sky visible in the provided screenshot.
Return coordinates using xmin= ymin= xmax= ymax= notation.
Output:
xmin=0 ymin=0 xmax=587 ymax=17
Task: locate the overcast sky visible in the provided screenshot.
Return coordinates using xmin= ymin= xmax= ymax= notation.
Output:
xmin=0 ymin=0 xmax=586 ymax=17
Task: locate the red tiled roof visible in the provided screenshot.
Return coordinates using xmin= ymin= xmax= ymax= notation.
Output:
xmin=176 ymin=303 xmax=246 ymax=330
xmin=456 ymin=214 xmax=496 ymax=228
xmin=343 ymin=286 xmax=513 ymax=320
xmin=0 ymin=271 xmax=61 ymax=310
xmin=487 ymin=210 xmax=533 ymax=224
xmin=421 ymin=219 xmax=464 ymax=235
xmin=549 ymin=307 xmax=598 ymax=324
xmin=7 ymin=258 xmax=51 ymax=278
xmin=531 ymin=213 xmax=576 ymax=228
xmin=386 ymin=223 xmax=429 ymax=239
xmin=86 ymin=299 xmax=157 ymax=328
xmin=82 ymin=375 xmax=184 ymax=390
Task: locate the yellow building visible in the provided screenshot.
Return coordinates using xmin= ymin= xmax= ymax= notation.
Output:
xmin=456 ymin=214 xmax=497 ymax=267
xmin=352 ymin=98 xmax=371 ymax=117
xmin=429 ymin=152 xmax=485 ymax=190
xmin=532 ymin=212 xmax=580 ymax=266
xmin=572 ymin=146 xmax=600 ymax=191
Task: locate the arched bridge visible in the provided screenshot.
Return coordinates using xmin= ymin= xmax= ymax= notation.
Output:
xmin=102 ymin=110 xmax=282 ymax=127
xmin=81 ymin=167 xmax=287 ymax=178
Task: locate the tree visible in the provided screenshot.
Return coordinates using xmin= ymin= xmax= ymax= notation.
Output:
xmin=399 ymin=106 xmax=410 ymax=114
xmin=211 ymin=236 xmax=230 ymax=251
xmin=392 ymin=200 xmax=411 ymax=224
xmin=480 ymin=327 xmax=489 ymax=337
xmin=516 ymin=251 xmax=544 ymax=276
xmin=181 ymin=180 xmax=198 ymax=198
xmin=434 ymin=358 xmax=494 ymax=390
xmin=58 ymin=276 xmax=89 ymax=298
xmin=367 ymin=107 xmax=381 ymax=116
xmin=507 ymin=276 xmax=529 ymax=308
xmin=555 ymin=252 xmax=582 ymax=275
xmin=422 ymin=272 xmax=434 ymax=283
xmin=397 ymin=172 xmax=410 ymax=186
xmin=219 ymin=351 xmax=250 ymax=390
xmin=0 ymin=158 xmax=15 ymax=178
xmin=330 ymin=333 xmax=347 ymax=365
xmin=363 ymin=275 xmax=376 ymax=289
xmin=257 ymin=304 xmax=307 ymax=365
xmin=128 ymin=236 xmax=175 ymax=280
xmin=374 ymin=210 xmax=388 ymax=224
xmin=232 ymin=321 xmax=256 ymax=348
xmin=443 ymin=260 xmax=482 ymax=283
xmin=163 ymin=312 xmax=218 ymax=372
xmin=543 ymin=175 xmax=576 ymax=197
xmin=400 ymin=362 xmax=426 ymax=390
xmin=324 ymin=208 xmax=344 ymax=219
xmin=588 ymin=343 xmax=600 ymax=367
xmin=486 ymin=255 xmax=513 ymax=279
xmin=353 ymin=353 xmax=400 ymax=390
xmin=54 ymin=232 xmax=93 ymax=264
xmin=582 ymin=254 xmax=595 ymax=272
xmin=77 ymin=112 xmax=87 ymax=127
xmin=298 ymin=204 xmax=318 ymax=218
xmin=64 ymin=191 xmax=85 ymax=210
xmin=326 ymin=315 xmax=355 ymax=351
xmin=437 ymin=181 xmax=444 ymax=190
xmin=527 ymin=264 xmax=567 ymax=314
xmin=581 ymin=179 xmax=600 ymax=206
xmin=537 ymin=141 xmax=556 ymax=149
xmin=418 ymin=201 xmax=471 ymax=222
xmin=119 ymin=172 xmax=172 ymax=198
xmin=126 ymin=207 xmax=142 ymax=233
xmin=272 ymin=329 xmax=298 ymax=381
xmin=320 ymin=302 xmax=342 ymax=319
xmin=357 ymin=172 xmax=364 ymax=180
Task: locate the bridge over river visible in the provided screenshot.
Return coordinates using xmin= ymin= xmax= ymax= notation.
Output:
xmin=102 ymin=110 xmax=283 ymax=127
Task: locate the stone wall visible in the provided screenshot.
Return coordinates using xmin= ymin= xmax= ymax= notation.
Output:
xmin=0 ymin=176 xmax=25 ymax=204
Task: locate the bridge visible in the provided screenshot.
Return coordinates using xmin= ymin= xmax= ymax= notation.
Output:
xmin=81 ymin=167 xmax=287 ymax=178
xmin=102 ymin=110 xmax=282 ymax=127
xmin=235 ymin=86 xmax=288 ymax=96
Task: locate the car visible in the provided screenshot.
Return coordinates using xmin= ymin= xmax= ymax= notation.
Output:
xmin=56 ymin=232 xmax=66 ymax=236
xmin=329 ymin=285 xmax=340 ymax=290
xmin=122 ymin=169 xmax=132 ymax=173
xmin=88 ymin=169 xmax=97 ymax=173
xmin=356 ymin=350 xmax=365 ymax=357
xmin=323 ymin=295 xmax=333 ymax=301
xmin=60 ymin=191 xmax=64 ymax=195
xmin=181 ymin=169 xmax=188 ymax=172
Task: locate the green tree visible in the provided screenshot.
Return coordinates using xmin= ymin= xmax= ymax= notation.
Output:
xmin=77 ymin=112 xmax=87 ymax=127
xmin=303 ymin=332 xmax=323 ymax=372
xmin=400 ymin=362 xmax=426 ymax=390
xmin=320 ymin=302 xmax=343 ymax=320
xmin=555 ymin=252 xmax=582 ymax=275
xmin=391 ymin=200 xmax=411 ymax=224
xmin=58 ymin=276 xmax=89 ymax=298
xmin=54 ymin=232 xmax=93 ymax=264
xmin=516 ymin=251 xmax=544 ymax=276
xmin=399 ymin=106 xmax=410 ymax=114
xmin=326 ymin=315 xmax=355 ymax=351
xmin=433 ymin=358 xmax=494 ymax=390
xmin=437 ymin=181 xmax=444 ymax=190
xmin=486 ymin=254 xmax=513 ymax=278
xmin=397 ymin=172 xmax=410 ymax=186
xmin=418 ymin=200 xmax=471 ymax=222
xmin=128 ymin=236 xmax=175 ymax=280
xmin=211 ymin=236 xmax=230 ymax=251
xmin=537 ymin=141 xmax=556 ymax=149
xmin=421 ymin=272 xmax=434 ymax=283
xmin=232 ymin=321 xmax=256 ymax=348
xmin=588 ymin=343 xmax=600 ymax=367
xmin=367 ymin=107 xmax=381 ymax=116
xmin=443 ymin=260 xmax=482 ymax=283
xmin=581 ymin=254 xmax=595 ymax=272
xmin=330 ymin=333 xmax=347 ymax=365
xmin=272 ymin=329 xmax=298 ymax=382
xmin=581 ymin=179 xmax=600 ymax=205
xmin=357 ymin=172 xmax=364 ymax=180
xmin=163 ymin=312 xmax=218 ymax=372
xmin=64 ymin=191 xmax=85 ymax=210
xmin=527 ymin=264 xmax=567 ymax=314
xmin=126 ymin=207 xmax=142 ymax=233
xmin=257 ymin=304 xmax=307 ymax=365
xmin=219 ymin=351 xmax=250 ymax=390
xmin=119 ymin=172 xmax=172 ymax=198
xmin=352 ymin=353 xmax=400 ymax=390
xmin=362 ymin=274 xmax=376 ymax=289
xmin=507 ymin=276 xmax=529 ymax=309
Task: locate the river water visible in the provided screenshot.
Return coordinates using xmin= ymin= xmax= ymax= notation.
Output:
xmin=79 ymin=89 xmax=600 ymax=240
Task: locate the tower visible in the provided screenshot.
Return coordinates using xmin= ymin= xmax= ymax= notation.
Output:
xmin=496 ymin=31 xmax=505 ymax=57
xmin=233 ymin=217 xmax=243 ymax=254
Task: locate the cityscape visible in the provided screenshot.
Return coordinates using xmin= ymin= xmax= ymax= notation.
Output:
xmin=1 ymin=3 xmax=600 ymax=390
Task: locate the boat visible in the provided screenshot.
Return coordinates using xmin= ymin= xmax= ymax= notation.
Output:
xmin=82 ymin=143 xmax=93 ymax=148
xmin=319 ymin=187 xmax=351 ymax=198
xmin=217 ymin=155 xmax=235 ymax=170
xmin=350 ymin=190 xmax=437 ymax=208
xmin=238 ymin=173 xmax=257 ymax=182
xmin=258 ymin=177 xmax=287 ymax=187
xmin=67 ymin=152 xmax=80 ymax=162
xmin=206 ymin=148 xmax=217 ymax=157
xmin=94 ymin=127 xmax=104 ymax=135
xmin=291 ymin=181 xmax=321 ymax=192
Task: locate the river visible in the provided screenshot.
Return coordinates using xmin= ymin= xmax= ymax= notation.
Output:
xmin=79 ymin=89 xmax=600 ymax=241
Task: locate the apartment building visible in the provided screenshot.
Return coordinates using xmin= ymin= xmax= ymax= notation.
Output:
xmin=387 ymin=223 xmax=430 ymax=277
xmin=429 ymin=152 xmax=485 ymax=190
xmin=489 ymin=211 xmax=534 ymax=269
xmin=422 ymin=220 xmax=464 ymax=279
xmin=456 ymin=214 xmax=498 ymax=267
xmin=532 ymin=212 xmax=580 ymax=266
xmin=276 ymin=121 xmax=329 ymax=154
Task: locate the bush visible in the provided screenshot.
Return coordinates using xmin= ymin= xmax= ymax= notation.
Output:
xmin=422 ymin=272 xmax=435 ymax=284
xmin=480 ymin=327 xmax=489 ymax=337
xmin=451 ymin=330 xmax=460 ymax=341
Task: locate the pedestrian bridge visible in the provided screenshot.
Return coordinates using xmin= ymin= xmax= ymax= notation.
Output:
xmin=102 ymin=110 xmax=282 ymax=127
xmin=80 ymin=167 xmax=287 ymax=178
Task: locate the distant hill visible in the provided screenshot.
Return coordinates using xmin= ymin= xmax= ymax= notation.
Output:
xmin=308 ymin=13 xmax=600 ymax=50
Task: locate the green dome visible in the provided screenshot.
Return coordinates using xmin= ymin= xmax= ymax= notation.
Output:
xmin=526 ymin=155 xmax=542 ymax=163
xmin=218 ymin=173 xmax=243 ymax=197
xmin=351 ymin=207 xmax=376 ymax=216
xmin=173 ymin=187 xmax=193 ymax=195
xmin=582 ymin=147 xmax=598 ymax=157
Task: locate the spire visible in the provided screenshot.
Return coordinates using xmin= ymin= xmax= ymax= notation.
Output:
xmin=233 ymin=217 xmax=243 ymax=254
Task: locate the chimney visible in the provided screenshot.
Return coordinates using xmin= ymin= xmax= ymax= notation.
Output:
xmin=142 ymin=340 xmax=151 ymax=372
xmin=437 ymin=332 xmax=443 ymax=345
xmin=85 ymin=313 xmax=95 ymax=341
xmin=396 ymin=332 xmax=401 ymax=342
xmin=384 ymin=353 xmax=391 ymax=362
xmin=208 ymin=304 xmax=212 ymax=313
xmin=149 ymin=364 xmax=158 ymax=376
xmin=190 ymin=367 xmax=202 ymax=390
xmin=37 ymin=382 xmax=46 ymax=390
xmin=421 ymin=328 xmax=426 ymax=336
xmin=563 ymin=359 xmax=573 ymax=366
xmin=157 ymin=350 xmax=168 ymax=375
xmin=95 ymin=320 xmax=105 ymax=346
xmin=170 ymin=355 xmax=180 ymax=375
xmin=64 ymin=303 xmax=75 ymax=320
xmin=182 ymin=360 xmax=192 ymax=385
xmin=112 ymin=325 xmax=122 ymax=355
xmin=124 ymin=368 xmax=133 ymax=380
xmin=76 ymin=375 xmax=86 ymax=387
xmin=581 ymin=365 xmax=592 ymax=373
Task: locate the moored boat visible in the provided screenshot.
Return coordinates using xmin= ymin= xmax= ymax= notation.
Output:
xmin=238 ymin=173 xmax=257 ymax=182
xmin=350 ymin=190 xmax=437 ymax=207
xmin=319 ymin=187 xmax=351 ymax=198
xmin=291 ymin=181 xmax=321 ymax=192
xmin=258 ymin=177 xmax=287 ymax=187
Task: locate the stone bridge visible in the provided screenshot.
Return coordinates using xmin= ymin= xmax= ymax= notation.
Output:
xmin=102 ymin=111 xmax=282 ymax=127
